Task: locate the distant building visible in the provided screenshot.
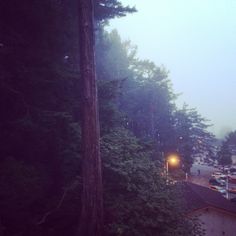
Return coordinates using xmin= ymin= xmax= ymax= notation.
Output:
xmin=182 ymin=182 xmax=236 ymax=236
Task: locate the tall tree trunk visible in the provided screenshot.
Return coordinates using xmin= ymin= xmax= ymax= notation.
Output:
xmin=78 ymin=0 xmax=103 ymax=235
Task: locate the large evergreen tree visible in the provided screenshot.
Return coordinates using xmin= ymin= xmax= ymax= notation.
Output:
xmin=78 ymin=0 xmax=103 ymax=235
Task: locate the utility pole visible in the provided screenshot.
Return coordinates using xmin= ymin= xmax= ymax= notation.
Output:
xmin=78 ymin=0 xmax=103 ymax=235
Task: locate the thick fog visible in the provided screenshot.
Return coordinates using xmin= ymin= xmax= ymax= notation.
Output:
xmin=108 ymin=0 xmax=236 ymax=138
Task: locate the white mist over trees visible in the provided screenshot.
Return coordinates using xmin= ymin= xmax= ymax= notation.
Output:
xmin=108 ymin=0 xmax=236 ymax=138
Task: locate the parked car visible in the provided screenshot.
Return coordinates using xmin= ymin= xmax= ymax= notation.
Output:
xmin=218 ymin=175 xmax=228 ymax=181
xmin=211 ymin=172 xmax=223 ymax=178
xmin=224 ymin=167 xmax=230 ymax=174
xmin=209 ymin=178 xmax=225 ymax=187
xmin=210 ymin=185 xmax=227 ymax=195
xmin=228 ymin=176 xmax=236 ymax=184
xmin=228 ymin=188 xmax=236 ymax=194
xmin=230 ymin=167 xmax=236 ymax=173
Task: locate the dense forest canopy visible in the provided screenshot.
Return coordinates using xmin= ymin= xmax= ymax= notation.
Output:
xmin=0 ymin=1 xmax=213 ymax=235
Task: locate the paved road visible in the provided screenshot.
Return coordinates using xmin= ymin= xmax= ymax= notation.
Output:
xmin=189 ymin=164 xmax=218 ymax=187
xmin=189 ymin=163 xmax=236 ymax=199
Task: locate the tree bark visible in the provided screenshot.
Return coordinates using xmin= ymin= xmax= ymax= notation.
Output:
xmin=78 ymin=0 xmax=103 ymax=235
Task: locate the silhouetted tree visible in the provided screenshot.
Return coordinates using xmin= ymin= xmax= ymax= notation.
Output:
xmin=78 ymin=0 xmax=103 ymax=235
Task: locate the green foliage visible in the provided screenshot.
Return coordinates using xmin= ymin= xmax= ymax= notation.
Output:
xmin=218 ymin=130 xmax=236 ymax=165
xmin=101 ymin=129 xmax=202 ymax=236
xmin=0 ymin=158 xmax=45 ymax=233
xmin=174 ymin=105 xmax=216 ymax=172
xmin=218 ymin=143 xmax=232 ymax=166
xmin=94 ymin=0 xmax=136 ymax=22
xmin=98 ymin=79 xmax=125 ymax=134
xmin=96 ymin=29 xmax=214 ymax=172
xmin=225 ymin=130 xmax=236 ymax=145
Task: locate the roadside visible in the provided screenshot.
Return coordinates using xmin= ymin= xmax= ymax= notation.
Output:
xmin=189 ymin=163 xmax=218 ymax=187
xmin=189 ymin=163 xmax=236 ymax=200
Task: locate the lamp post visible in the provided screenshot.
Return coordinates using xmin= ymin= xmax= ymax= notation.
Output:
xmin=166 ymin=154 xmax=180 ymax=180
xmin=226 ymin=176 xmax=229 ymax=199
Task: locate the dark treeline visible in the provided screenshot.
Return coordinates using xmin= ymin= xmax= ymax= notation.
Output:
xmin=0 ymin=1 xmax=213 ymax=235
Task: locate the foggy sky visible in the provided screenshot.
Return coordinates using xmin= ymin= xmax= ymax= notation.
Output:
xmin=108 ymin=0 xmax=236 ymax=138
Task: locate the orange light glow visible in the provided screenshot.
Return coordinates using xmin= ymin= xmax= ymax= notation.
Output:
xmin=167 ymin=155 xmax=180 ymax=166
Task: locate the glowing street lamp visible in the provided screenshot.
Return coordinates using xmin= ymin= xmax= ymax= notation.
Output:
xmin=166 ymin=154 xmax=180 ymax=179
